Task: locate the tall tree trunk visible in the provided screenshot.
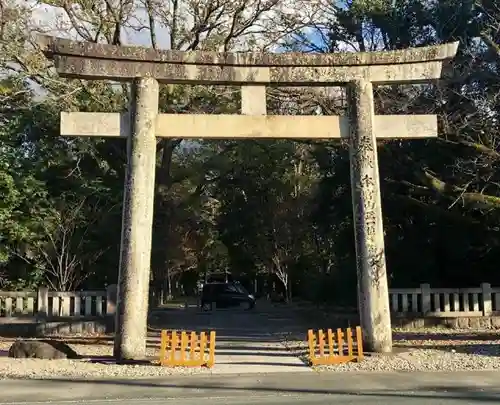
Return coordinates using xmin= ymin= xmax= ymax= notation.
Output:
xmin=151 ymin=139 xmax=181 ymax=307
xmin=166 ymin=268 xmax=172 ymax=300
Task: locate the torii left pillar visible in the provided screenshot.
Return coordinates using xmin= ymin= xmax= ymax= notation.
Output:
xmin=113 ymin=77 xmax=159 ymax=360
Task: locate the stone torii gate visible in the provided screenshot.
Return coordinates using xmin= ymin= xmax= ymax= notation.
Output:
xmin=37 ymin=35 xmax=457 ymax=359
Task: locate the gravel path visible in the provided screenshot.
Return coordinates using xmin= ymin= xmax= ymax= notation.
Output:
xmin=0 ymin=337 xmax=210 ymax=379
xmin=284 ymin=328 xmax=500 ymax=372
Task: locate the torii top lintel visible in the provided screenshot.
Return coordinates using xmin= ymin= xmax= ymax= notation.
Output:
xmin=37 ymin=35 xmax=458 ymax=86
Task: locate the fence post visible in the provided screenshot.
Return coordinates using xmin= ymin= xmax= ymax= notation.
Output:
xmin=421 ymin=284 xmax=431 ymax=315
xmin=37 ymin=287 xmax=49 ymax=318
xmin=482 ymin=282 xmax=492 ymax=316
xmin=106 ymin=284 xmax=117 ymax=333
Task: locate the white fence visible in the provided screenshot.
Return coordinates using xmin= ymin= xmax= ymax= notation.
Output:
xmin=2 ymin=283 xmax=500 ymax=318
xmin=389 ymin=283 xmax=498 ymax=317
xmin=0 ymin=285 xmax=116 ymax=318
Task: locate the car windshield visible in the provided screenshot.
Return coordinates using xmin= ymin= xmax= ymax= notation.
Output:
xmin=233 ymin=283 xmax=248 ymax=295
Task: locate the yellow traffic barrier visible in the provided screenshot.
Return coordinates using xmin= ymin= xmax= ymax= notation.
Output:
xmin=307 ymin=326 xmax=363 ymax=366
xmin=159 ymin=330 xmax=216 ymax=367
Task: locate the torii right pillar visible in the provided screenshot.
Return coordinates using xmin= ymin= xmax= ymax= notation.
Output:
xmin=348 ymin=79 xmax=392 ymax=353
xmin=345 ymin=42 xmax=460 ymax=352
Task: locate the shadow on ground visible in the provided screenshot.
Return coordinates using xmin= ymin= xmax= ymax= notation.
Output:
xmin=393 ymin=332 xmax=500 ymax=341
xmin=1 ymin=302 xmax=313 ymax=371
xmin=396 ymin=343 xmax=500 ymax=357
xmin=18 ymin=377 xmax=500 ymax=402
xmin=393 ymin=331 xmax=500 ymax=357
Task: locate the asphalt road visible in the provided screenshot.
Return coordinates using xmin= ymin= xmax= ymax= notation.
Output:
xmin=1 ymin=370 xmax=500 ymax=404
xmin=1 ymin=395 xmax=495 ymax=405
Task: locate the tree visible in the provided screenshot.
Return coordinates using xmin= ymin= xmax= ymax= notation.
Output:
xmin=32 ymin=197 xmax=110 ymax=291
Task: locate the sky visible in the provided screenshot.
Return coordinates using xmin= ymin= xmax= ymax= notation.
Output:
xmin=27 ymin=0 xmax=330 ymax=52
xmin=29 ymin=0 xmax=169 ymax=46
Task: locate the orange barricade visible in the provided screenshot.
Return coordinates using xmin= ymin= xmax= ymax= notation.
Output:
xmin=159 ymin=330 xmax=216 ymax=368
xmin=307 ymin=326 xmax=363 ymax=366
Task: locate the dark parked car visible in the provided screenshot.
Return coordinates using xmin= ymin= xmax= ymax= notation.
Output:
xmin=200 ymin=281 xmax=255 ymax=310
